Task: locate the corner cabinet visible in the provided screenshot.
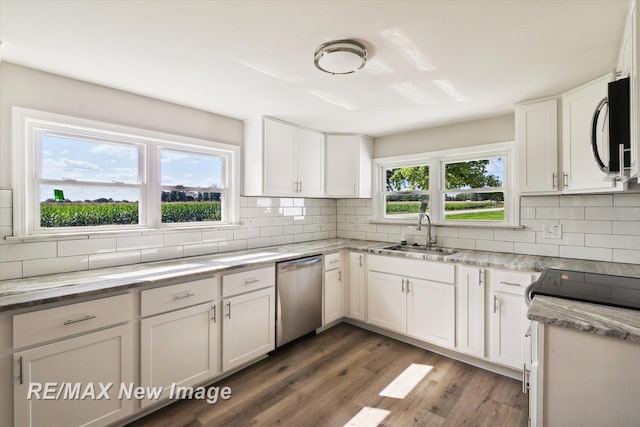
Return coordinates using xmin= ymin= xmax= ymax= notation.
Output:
xmin=325 ymin=134 xmax=373 ymax=198
xmin=244 ymin=116 xmax=324 ymax=197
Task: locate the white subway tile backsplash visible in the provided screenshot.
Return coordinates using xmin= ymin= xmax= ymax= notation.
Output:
xmin=0 ymin=241 xmax=57 ymax=262
xmin=520 ymin=207 xmax=536 ymax=219
xmin=0 ymin=226 xmax=14 ymax=242
xmin=23 ymin=255 xmax=88 ymax=277
xmin=613 ymin=193 xmax=640 ymax=207
xmin=183 ymin=242 xmax=219 ymax=257
xmin=494 ymin=230 xmax=535 ymax=243
xmin=514 ymin=243 xmax=559 ymax=257
xmin=434 ymin=227 xmax=459 ymax=238
xmin=585 ymin=234 xmax=640 ymax=250
xmin=521 ymin=196 xmax=559 ymax=207
xmin=560 ymin=246 xmax=612 ymax=262
xmin=117 ymin=234 xmax=163 ymax=251
xmin=0 ymin=208 xmax=11 ymax=226
xmin=284 ymin=225 xmax=304 ymax=235
xmin=585 ymin=207 xmax=640 ymax=221
xmin=233 ymin=228 xmax=260 ymax=240
xmin=0 ymin=261 xmax=22 ymax=280
xmin=613 ymin=249 xmax=640 ymax=264
xmin=271 ymin=235 xmax=294 ymax=245
xmin=271 ymin=216 xmax=294 ymax=226
xmin=248 ymin=237 xmax=272 ymax=249
xmin=536 ymin=232 xmax=584 ymax=246
xmin=282 ymin=207 xmax=302 ymax=216
xmin=612 ymin=221 xmax=640 ymax=235
xmin=459 ymin=228 xmax=494 ymax=240
xmin=475 ymin=240 xmax=514 ymax=253
xmin=219 ymin=239 xmax=247 ymax=253
xmin=441 ymin=237 xmax=475 ymax=250
xmin=559 ymin=194 xmax=612 ymax=207
xmin=141 ymin=246 xmax=183 ymax=262
xmin=201 ymin=229 xmax=234 ymax=242
xmin=521 ymin=219 xmax=559 ymax=232
xmin=89 ymin=250 xmax=141 ymax=269
xmin=259 ymin=226 xmax=284 ymax=237
xmin=365 ymin=232 xmax=389 ymax=242
xmin=293 ymin=233 xmax=314 ymax=243
xmin=303 ymin=224 xmax=321 ymax=233
xmin=560 ymin=220 xmax=612 ymax=234
xmin=536 ymin=207 xmax=584 ymax=220
xmin=58 ymin=238 xmax=117 ymax=257
xmin=162 ymin=231 xmax=202 ymax=247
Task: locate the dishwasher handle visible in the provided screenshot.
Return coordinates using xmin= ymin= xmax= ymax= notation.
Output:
xmin=278 ymin=256 xmax=322 ymax=272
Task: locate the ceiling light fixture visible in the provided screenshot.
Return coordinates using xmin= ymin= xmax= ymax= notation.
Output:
xmin=314 ymin=39 xmax=367 ymax=75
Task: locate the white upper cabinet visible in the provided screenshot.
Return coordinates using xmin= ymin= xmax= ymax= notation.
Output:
xmin=325 ymin=134 xmax=373 ymax=198
xmin=244 ymin=116 xmax=325 ymax=197
xmin=516 ymin=98 xmax=559 ymax=193
xmin=561 ymin=75 xmax=624 ymax=193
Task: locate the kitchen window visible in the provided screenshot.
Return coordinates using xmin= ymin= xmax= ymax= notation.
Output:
xmin=12 ymin=108 xmax=240 ymax=236
xmin=373 ymin=142 xmax=516 ymax=226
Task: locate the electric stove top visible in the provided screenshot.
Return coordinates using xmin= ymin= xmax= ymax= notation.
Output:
xmin=526 ymin=268 xmax=640 ymax=311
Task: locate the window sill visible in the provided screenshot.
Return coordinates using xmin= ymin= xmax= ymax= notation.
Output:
xmin=4 ymin=223 xmax=246 ymax=242
xmin=369 ymin=220 xmax=525 ymax=230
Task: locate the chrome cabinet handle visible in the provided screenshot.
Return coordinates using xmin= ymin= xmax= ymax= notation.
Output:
xmin=563 ymin=172 xmax=568 ymax=189
xmin=359 ymin=255 xmax=363 ymax=267
xmin=500 ymin=281 xmax=522 ymax=287
xmin=226 ymin=301 xmax=231 ymax=319
xmin=552 ymin=172 xmax=557 ymax=189
xmin=63 ymin=314 xmax=96 ymax=325
xmin=406 ymin=279 xmax=411 ymax=294
xmin=299 ymin=181 xmax=303 ymax=192
xmin=493 ymin=295 xmax=499 ymax=313
xmin=401 ymin=278 xmax=406 ymax=293
xmin=330 ymin=259 xmax=340 ymax=264
xmin=244 ymin=278 xmax=260 ymax=285
xmin=172 ymin=292 xmax=195 ymax=301
xmin=19 ymin=356 xmax=23 ymax=385
xmin=479 ymin=269 xmax=484 ymax=286
xmin=522 ymin=364 xmax=530 ymax=394
xmin=211 ymin=304 xmax=216 ymax=322
xmin=338 ymin=270 xmax=342 ymax=282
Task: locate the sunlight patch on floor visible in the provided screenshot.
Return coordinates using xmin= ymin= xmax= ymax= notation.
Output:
xmin=343 ymin=407 xmax=391 ymax=427
xmin=378 ymin=363 xmax=433 ymax=399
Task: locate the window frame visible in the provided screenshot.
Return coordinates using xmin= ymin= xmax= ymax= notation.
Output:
xmin=373 ymin=142 xmax=517 ymax=227
xmin=12 ymin=107 xmax=240 ymax=237
xmin=381 ymin=162 xmax=431 ymax=220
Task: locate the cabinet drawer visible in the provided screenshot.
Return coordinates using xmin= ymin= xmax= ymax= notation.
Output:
xmin=141 ymin=277 xmax=218 ymax=317
xmin=223 ymin=265 xmax=275 ymax=298
xmin=490 ymin=269 xmax=534 ymax=294
xmin=13 ymin=293 xmax=132 ymax=348
xmin=368 ymin=254 xmax=454 ymax=284
xmin=324 ymin=252 xmax=342 ymax=270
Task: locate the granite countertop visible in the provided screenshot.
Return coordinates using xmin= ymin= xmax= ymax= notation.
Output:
xmin=3 ymin=237 xmax=640 ymax=321
xmin=528 ymin=295 xmax=640 ymax=344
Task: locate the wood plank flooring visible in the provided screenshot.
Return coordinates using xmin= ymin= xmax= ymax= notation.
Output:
xmin=127 ymin=323 xmax=528 ymax=427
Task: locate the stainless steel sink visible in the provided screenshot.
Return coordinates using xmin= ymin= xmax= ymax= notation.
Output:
xmin=382 ymin=244 xmax=457 ymax=255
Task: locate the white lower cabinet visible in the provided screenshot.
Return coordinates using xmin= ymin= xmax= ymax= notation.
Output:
xmin=487 ymin=269 xmax=532 ymax=370
xmin=456 ymin=265 xmax=486 ymax=357
xmin=221 ymin=266 xmax=276 ymax=373
xmin=14 ymin=324 xmax=134 ymax=427
xmin=367 ymin=255 xmax=455 ymax=348
xmin=140 ymin=302 xmax=219 ymax=407
xmin=323 ymin=268 xmax=344 ymax=324
xmin=348 ymin=252 xmax=366 ymax=321
xmin=222 ymin=284 xmax=275 ymax=372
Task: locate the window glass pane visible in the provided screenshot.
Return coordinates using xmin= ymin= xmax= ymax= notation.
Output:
xmin=41 ymin=135 xmax=138 ymax=183
xmin=161 ymin=191 xmax=222 ymax=223
xmin=161 ymin=150 xmax=223 ymax=188
xmin=385 ymin=165 xmax=429 ymax=191
xmin=444 ymin=192 xmax=504 ymax=221
xmin=385 ymin=193 xmax=428 ymax=219
xmin=40 ymin=185 xmax=139 ymax=227
xmin=444 ymin=157 xmax=503 ymax=189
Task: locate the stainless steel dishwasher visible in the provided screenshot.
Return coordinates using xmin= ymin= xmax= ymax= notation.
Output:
xmin=276 ymin=255 xmax=323 ymax=347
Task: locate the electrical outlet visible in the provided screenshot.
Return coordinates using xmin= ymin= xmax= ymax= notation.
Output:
xmin=543 ymin=224 xmax=562 ymax=239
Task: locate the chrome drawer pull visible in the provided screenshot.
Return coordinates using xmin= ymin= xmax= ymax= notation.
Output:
xmin=172 ymin=292 xmax=195 ymax=301
xmin=500 ymin=281 xmax=522 ymax=287
xmin=63 ymin=314 xmax=96 ymax=325
xmin=330 ymin=259 xmax=340 ymax=264
xmin=244 ymin=278 xmax=260 ymax=285
xmin=19 ymin=356 xmax=23 ymax=385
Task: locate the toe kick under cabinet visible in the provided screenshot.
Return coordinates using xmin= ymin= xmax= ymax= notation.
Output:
xmin=12 ymin=293 xmax=134 ymax=427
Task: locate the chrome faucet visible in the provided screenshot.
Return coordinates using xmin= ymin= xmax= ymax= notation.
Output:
xmin=416 ymin=201 xmax=437 ymax=250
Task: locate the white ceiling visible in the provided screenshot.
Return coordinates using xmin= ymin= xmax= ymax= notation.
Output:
xmin=0 ymin=0 xmax=631 ymax=137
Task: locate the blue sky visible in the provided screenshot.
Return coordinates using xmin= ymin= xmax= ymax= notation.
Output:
xmin=40 ymin=135 xmax=222 ymax=202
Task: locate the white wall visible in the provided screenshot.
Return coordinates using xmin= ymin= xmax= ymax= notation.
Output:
xmin=374 ymin=114 xmax=515 ymax=158
xmin=0 ymin=63 xmax=337 ymax=279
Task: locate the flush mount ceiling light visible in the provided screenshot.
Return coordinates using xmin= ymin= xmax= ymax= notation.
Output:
xmin=314 ymin=39 xmax=367 ymax=75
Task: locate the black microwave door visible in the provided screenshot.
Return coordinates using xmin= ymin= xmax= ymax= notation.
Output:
xmin=607 ymin=76 xmax=630 ymax=173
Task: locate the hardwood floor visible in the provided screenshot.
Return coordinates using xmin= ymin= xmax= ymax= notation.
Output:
xmin=127 ymin=323 xmax=528 ymax=427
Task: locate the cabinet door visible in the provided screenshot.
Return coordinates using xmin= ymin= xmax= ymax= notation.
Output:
xmin=140 ymin=302 xmax=219 ymax=407
xmin=367 ymin=271 xmax=406 ymax=334
xmin=296 ymin=128 xmax=325 ymax=196
xmin=456 ymin=266 xmax=485 ymax=357
xmin=324 ymin=268 xmax=344 ymax=325
xmin=562 ymin=75 xmax=620 ymax=192
xmin=348 ymin=252 xmax=365 ymax=321
xmin=489 ymin=286 xmax=529 ymax=369
xmin=516 ymin=99 xmax=559 ymax=193
xmin=325 ymin=135 xmax=358 ymax=197
xmin=222 ymin=287 xmax=275 ymax=372
xmin=406 ymin=277 xmax=455 ymax=347
xmin=264 ymin=119 xmax=297 ymax=195
xmin=14 ymin=324 xmax=133 ymax=427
